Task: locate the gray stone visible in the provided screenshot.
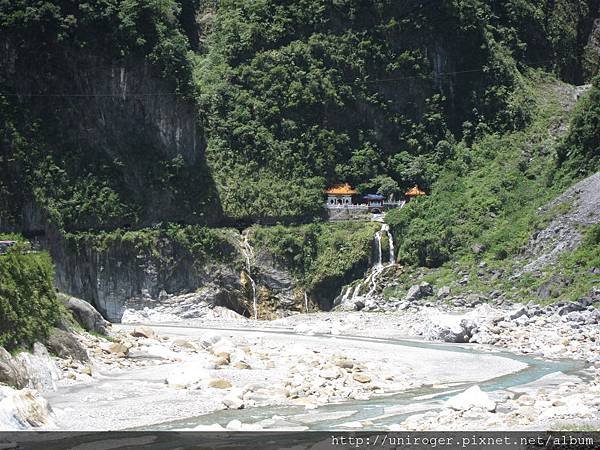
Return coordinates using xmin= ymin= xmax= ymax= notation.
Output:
xmin=62 ymin=296 xmax=110 ymax=335
xmin=509 ymin=307 xmax=528 ymax=320
xmin=0 ymin=347 xmax=27 ymax=389
xmin=471 ymin=243 xmax=486 ymax=254
xmin=405 ymin=282 xmax=433 ymax=302
xmin=558 ymin=302 xmax=585 ymax=316
xmin=437 ymin=286 xmax=451 ymax=298
xmin=45 ymin=328 xmax=89 ymax=362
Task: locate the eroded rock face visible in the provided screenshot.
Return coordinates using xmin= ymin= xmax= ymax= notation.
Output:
xmin=45 ymin=328 xmax=89 ymax=362
xmin=519 ymin=171 xmax=600 ymax=274
xmin=61 ymin=296 xmax=110 ymax=335
xmin=0 ymin=385 xmax=55 ymax=430
xmin=0 ymin=344 xmax=62 ymax=392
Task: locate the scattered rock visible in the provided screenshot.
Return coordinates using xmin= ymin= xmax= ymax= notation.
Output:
xmin=405 ymin=282 xmax=433 ymax=302
xmin=61 ymin=296 xmax=110 ymax=335
xmin=0 ymin=348 xmax=27 ymax=389
xmin=352 ymin=373 xmax=371 ymax=384
xmin=446 ymin=385 xmax=496 ymax=412
xmin=222 ymin=393 xmax=244 ymax=410
xmin=333 ymin=358 xmax=354 ymax=369
xmin=130 ymin=327 xmax=156 ymax=339
xmin=233 ymin=361 xmax=251 ymax=370
xmin=106 ymin=342 xmax=129 ymax=356
xmin=471 ymin=243 xmax=486 ymax=254
xmin=0 ymin=386 xmax=55 ymax=429
xmin=208 ymin=378 xmax=232 ymax=389
xmin=437 ymin=286 xmax=451 ymax=298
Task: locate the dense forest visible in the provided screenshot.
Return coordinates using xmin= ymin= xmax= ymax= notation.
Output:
xmin=1 ymin=0 xmax=599 ymax=230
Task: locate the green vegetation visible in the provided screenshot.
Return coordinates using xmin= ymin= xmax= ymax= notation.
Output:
xmin=1 ymin=1 xmax=598 ymax=228
xmin=251 ymin=221 xmax=380 ymax=290
xmin=0 ymin=251 xmax=61 ymax=350
xmin=385 ymin=71 xmax=600 ymax=304
xmin=387 ymin=72 xmax=591 ymax=268
xmin=557 ymin=76 xmax=600 ymax=176
xmin=66 ymin=223 xmax=239 ymax=267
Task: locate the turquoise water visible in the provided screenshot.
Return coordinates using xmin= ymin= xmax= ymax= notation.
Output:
xmin=137 ymin=329 xmax=586 ymax=431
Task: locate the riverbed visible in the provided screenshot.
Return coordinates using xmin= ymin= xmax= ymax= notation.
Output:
xmin=44 ymin=313 xmax=594 ymax=431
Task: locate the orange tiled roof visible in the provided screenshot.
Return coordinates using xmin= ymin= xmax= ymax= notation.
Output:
xmin=405 ymin=185 xmax=426 ymax=196
xmin=325 ymin=183 xmax=358 ymax=195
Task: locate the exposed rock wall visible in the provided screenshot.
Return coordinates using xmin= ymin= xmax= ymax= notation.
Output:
xmin=50 ymin=232 xmax=244 ymax=322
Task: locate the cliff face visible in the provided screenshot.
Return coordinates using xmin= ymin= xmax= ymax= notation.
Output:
xmin=48 ymin=223 xmax=379 ymax=322
xmin=3 ymin=53 xmax=221 ymax=232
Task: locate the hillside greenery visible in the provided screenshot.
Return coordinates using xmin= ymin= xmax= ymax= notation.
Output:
xmin=0 ymin=247 xmax=61 ymax=350
xmin=383 ymin=72 xmax=599 ymax=304
xmin=0 ymin=0 xmax=599 ymax=229
xmin=250 ymin=221 xmax=380 ymax=291
xmin=66 ymin=223 xmax=238 ymax=267
xmin=387 ymin=73 xmax=598 ymax=269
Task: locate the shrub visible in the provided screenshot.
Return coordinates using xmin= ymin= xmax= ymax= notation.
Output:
xmin=0 ymin=252 xmax=61 ymax=350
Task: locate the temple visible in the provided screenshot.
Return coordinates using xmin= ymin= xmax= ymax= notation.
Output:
xmin=325 ymin=183 xmax=358 ymax=207
xmin=325 ymin=183 xmax=426 ymax=219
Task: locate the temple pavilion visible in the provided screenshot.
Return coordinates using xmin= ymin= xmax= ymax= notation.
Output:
xmin=405 ymin=185 xmax=426 ymax=200
xmin=325 ymin=183 xmax=358 ymax=206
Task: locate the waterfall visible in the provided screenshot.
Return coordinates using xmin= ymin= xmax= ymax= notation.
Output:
xmin=304 ymin=291 xmax=309 ymax=313
xmin=241 ymin=230 xmax=259 ymax=320
xmin=374 ymin=227 xmax=383 ymax=267
xmin=382 ymin=223 xmax=395 ymax=264
xmin=336 ymin=222 xmax=398 ymax=309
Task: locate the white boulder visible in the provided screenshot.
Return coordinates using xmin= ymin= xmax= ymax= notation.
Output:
xmin=0 ymin=386 xmax=55 ymax=430
xmin=445 ymin=386 xmax=496 ymax=412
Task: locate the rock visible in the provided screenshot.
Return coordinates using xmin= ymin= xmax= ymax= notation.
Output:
xmin=558 ymin=301 xmax=585 ymax=316
xmin=45 ymin=328 xmax=89 ymax=362
xmin=405 ymin=282 xmax=433 ymax=302
xmin=165 ymin=364 xmax=209 ymax=389
xmin=106 ymin=342 xmax=129 ymax=356
xmin=508 ymin=307 xmax=528 ymax=320
xmin=396 ymin=301 xmax=410 ymax=310
xmin=207 ymin=378 xmax=232 ymax=389
xmin=565 ymin=311 xmax=586 ymax=323
xmin=353 ymin=301 xmax=365 ymax=311
xmin=422 ymin=313 xmax=475 ymax=343
xmin=0 ymin=385 xmax=55 ymax=429
xmin=129 ymin=344 xmax=178 ymax=360
xmin=352 ymin=373 xmax=371 ymax=384
xmin=446 ymin=385 xmax=496 ymax=412
xmin=233 ymin=361 xmax=251 ymax=370
xmin=130 ymin=326 xmax=156 ymax=339
xmin=14 ymin=344 xmax=62 ymax=392
xmin=173 ymin=339 xmax=197 ymax=351
xmin=333 ymin=358 xmax=354 ymax=369
xmin=214 ymin=357 xmax=230 ymax=367
xmin=320 ymin=367 xmax=340 ymax=380
xmin=222 ymin=393 xmax=244 ymax=410
xmin=471 ymin=243 xmax=486 ymax=254
xmin=61 ymin=296 xmax=110 ymax=335
xmin=437 ymin=286 xmax=451 ymax=298
xmin=0 ymin=348 xmax=27 ymax=389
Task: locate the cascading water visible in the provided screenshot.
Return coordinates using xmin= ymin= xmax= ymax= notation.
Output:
xmin=241 ymin=230 xmax=259 ymax=320
xmin=337 ymin=222 xmax=397 ymax=309
xmin=304 ymin=292 xmax=309 ymax=313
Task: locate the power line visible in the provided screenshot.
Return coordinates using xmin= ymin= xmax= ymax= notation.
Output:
xmin=0 ymin=59 xmax=554 ymax=98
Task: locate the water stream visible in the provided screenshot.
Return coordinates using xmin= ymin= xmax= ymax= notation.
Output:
xmin=339 ymin=222 xmax=396 ymax=307
xmin=241 ymin=230 xmax=258 ymax=320
xmin=138 ymin=327 xmax=586 ymax=431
